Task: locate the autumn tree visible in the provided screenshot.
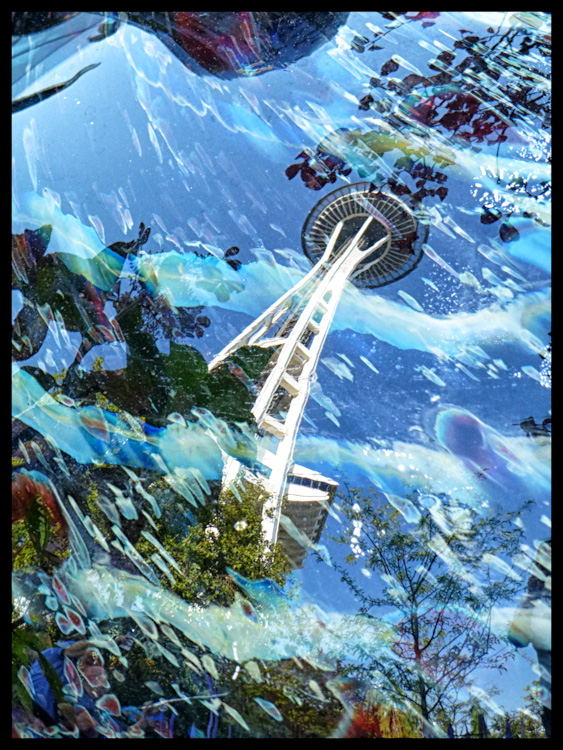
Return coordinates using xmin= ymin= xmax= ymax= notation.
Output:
xmin=327 ymin=487 xmax=531 ymax=737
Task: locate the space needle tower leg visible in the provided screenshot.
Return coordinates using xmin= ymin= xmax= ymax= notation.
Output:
xmin=255 ymin=219 xmax=388 ymax=545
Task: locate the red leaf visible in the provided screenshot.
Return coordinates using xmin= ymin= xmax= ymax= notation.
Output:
xmin=402 ymin=73 xmax=426 ymax=89
xmin=389 ymin=181 xmax=412 ymax=197
xmin=380 ymin=59 xmax=399 ymax=76
xmin=285 ymin=164 xmax=301 ymax=180
xmin=438 ymin=111 xmax=471 ymax=130
xmin=414 ymin=11 xmax=440 ymax=19
xmin=300 ymin=165 xmax=316 ymax=180
xmin=412 ymin=189 xmax=429 ymax=202
xmin=437 ymin=51 xmax=456 ymax=65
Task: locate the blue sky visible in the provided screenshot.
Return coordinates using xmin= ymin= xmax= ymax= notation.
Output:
xmin=12 ymin=11 xmax=550 ymax=720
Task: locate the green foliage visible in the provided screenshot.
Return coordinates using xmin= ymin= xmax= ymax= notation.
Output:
xmin=24 ymin=496 xmax=50 ymax=562
xmin=223 ymin=659 xmax=345 ymax=738
xmin=96 ymin=284 xmax=256 ymax=425
xmin=12 ymin=522 xmax=37 ymax=571
xmin=449 ymin=683 xmax=546 ymax=738
xmin=12 ymin=622 xmax=64 ymax=713
xmin=107 ymin=633 xmax=204 ymax=734
xmin=84 ymin=478 xmax=295 ymax=735
xmin=497 ymin=709 xmax=545 ymax=738
xmin=85 ymin=481 xmax=112 ymax=536
xmin=68 ymin=336 xmax=256 ymax=427
xmin=231 ymin=346 xmax=274 ymax=380
xmin=165 ymin=341 xmax=208 ymax=392
xmin=33 ymin=261 xmax=84 ymax=330
xmin=488 ymin=681 xmax=546 ymax=738
xmin=11 ymin=220 xmax=292 ymax=736
xmin=205 ymin=366 xmax=255 ymax=423
xmin=13 ymin=221 xmax=256 ymax=426
xmin=135 ymin=481 xmax=291 ymax=607
xmin=12 ymin=497 xmax=68 ymax=573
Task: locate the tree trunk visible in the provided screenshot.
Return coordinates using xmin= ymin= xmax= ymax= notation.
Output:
xmin=412 ymin=614 xmax=434 ymax=738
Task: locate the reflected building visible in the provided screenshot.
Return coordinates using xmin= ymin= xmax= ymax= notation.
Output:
xmin=209 ymin=182 xmax=428 ymax=568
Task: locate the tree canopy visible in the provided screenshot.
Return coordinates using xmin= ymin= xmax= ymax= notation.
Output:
xmin=327 ymin=486 xmax=532 ymax=736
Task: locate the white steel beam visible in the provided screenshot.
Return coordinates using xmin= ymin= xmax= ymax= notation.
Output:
xmin=209 ymin=200 xmax=394 ymax=549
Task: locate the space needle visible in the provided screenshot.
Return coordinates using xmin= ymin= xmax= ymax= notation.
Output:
xmin=209 ymin=182 xmax=428 ymax=567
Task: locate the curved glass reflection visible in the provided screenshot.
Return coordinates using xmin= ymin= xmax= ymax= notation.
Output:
xmin=12 ymin=11 xmax=550 ymax=740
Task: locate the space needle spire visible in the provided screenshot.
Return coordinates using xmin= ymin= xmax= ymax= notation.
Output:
xmin=209 ymin=182 xmax=427 ymax=567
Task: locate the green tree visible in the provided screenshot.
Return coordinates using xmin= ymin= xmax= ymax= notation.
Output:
xmin=12 ymin=222 xmax=260 ymax=429
xmin=135 ymin=480 xmax=291 ymax=607
xmin=217 ymin=657 xmax=346 ymax=738
xmin=489 ymin=681 xmax=546 ymax=738
xmin=91 ymin=478 xmax=293 ymax=735
xmin=328 ymin=487 xmax=530 ymax=737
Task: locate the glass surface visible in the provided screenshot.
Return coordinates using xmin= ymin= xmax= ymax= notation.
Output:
xmin=12 ymin=11 xmax=550 ymax=739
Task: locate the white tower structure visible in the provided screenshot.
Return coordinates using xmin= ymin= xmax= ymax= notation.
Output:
xmin=208 ymin=182 xmax=427 ymax=568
